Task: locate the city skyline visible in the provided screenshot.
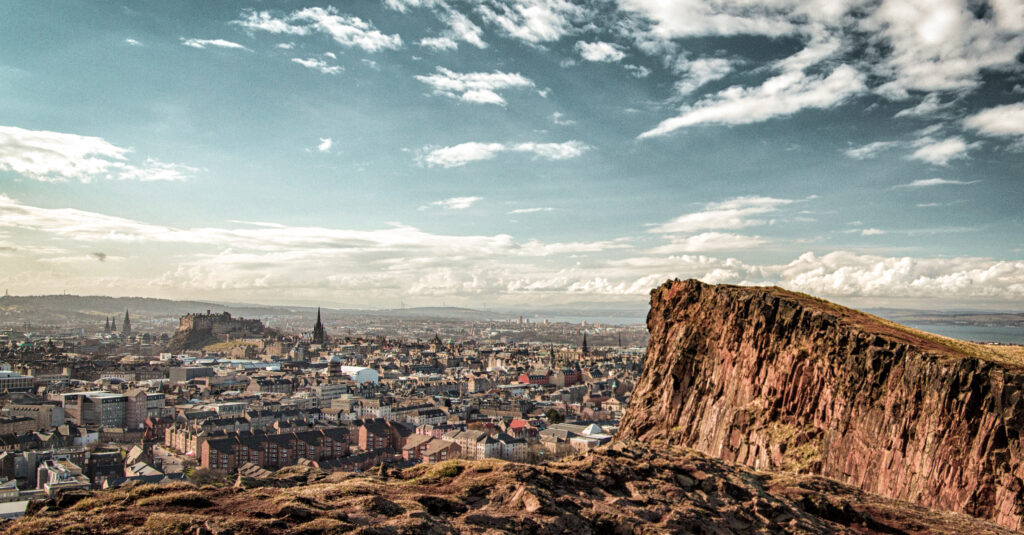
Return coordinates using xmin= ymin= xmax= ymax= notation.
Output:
xmin=1 ymin=1 xmax=1023 ymax=310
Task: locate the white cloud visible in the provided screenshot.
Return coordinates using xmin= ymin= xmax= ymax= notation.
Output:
xmin=865 ymin=0 xmax=1024 ymax=96
xmin=508 ymin=207 xmax=554 ymax=214
xmin=386 ymin=0 xmax=487 ymax=50
xmin=291 ymin=57 xmax=343 ymax=75
xmin=275 ymin=42 xmax=295 ymax=49
xmin=317 ymin=138 xmax=333 ymax=152
xmin=894 ymin=93 xmax=952 ymax=118
xmin=419 ymin=140 xmax=590 ymax=167
xmin=778 ymin=251 xmax=1024 ymax=299
xmin=639 ymin=65 xmax=866 ymax=137
xmin=619 ymin=0 xmax=1024 ymax=98
xmin=3 ymin=194 xmax=1023 ymax=306
xmin=672 ymin=57 xmax=733 ymax=95
xmin=843 ymin=139 xmax=901 ymax=157
xmin=124 ymin=38 xmax=142 ymax=46
xmin=181 ymin=38 xmax=251 ymax=51
xmin=420 ymin=196 xmax=483 ymax=210
xmin=617 ymin=0 xmax=798 ymax=40
xmin=648 ymin=232 xmax=767 ymax=253
xmin=844 ymin=140 xmax=901 ymax=159
xmin=624 ymin=64 xmax=651 ymax=78
xmin=233 ymin=7 xmax=401 ymax=52
xmin=414 ymin=67 xmax=534 ymax=106
xmin=477 ymin=0 xmax=584 ymax=44
xmin=964 ymin=102 xmax=1024 ymax=142
xmin=0 ymin=125 xmax=195 ymax=183
xmin=437 ymin=6 xmax=487 ymax=49
xmin=575 ymin=41 xmax=626 ymax=62
xmin=420 ymin=37 xmax=458 ymax=50
xmin=909 ymin=136 xmax=979 ymax=166
xmin=550 ymin=112 xmax=575 ymax=125
xmin=894 ymin=178 xmax=979 ymax=188
xmin=649 ymin=196 xmax=793 ymax=234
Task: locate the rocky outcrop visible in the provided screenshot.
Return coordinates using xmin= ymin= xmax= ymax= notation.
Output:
xmin=619 ymin=279 xmax=1024 ymax=529
xmin=165 ymin=311 xmax=265 ymax=352
xmin=6 ymin=442 xmax=1015 ymax=534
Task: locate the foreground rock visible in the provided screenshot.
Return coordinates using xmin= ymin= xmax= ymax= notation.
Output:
xmin=6 ymin=442 xmax=1015 ymax=534
xmin=619 ymin=279 xmax=1024 ymax=529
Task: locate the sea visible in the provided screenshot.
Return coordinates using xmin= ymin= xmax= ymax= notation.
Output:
xmin=901 ymin=323 xmax=1024 ymax=345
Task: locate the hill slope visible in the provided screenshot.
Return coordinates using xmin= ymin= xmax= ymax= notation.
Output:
xmin=5 ymin=442 xmax=1014 ymax=535
xmin=618 ymin=279 xmax=1024 ymax=529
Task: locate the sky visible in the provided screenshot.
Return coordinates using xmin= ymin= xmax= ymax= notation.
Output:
xmin=0 ymin=0 xmax=1023 ymax=312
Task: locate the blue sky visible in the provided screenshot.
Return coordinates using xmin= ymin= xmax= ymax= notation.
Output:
xmin=1 ymin=0 xmax=1023 ymax=310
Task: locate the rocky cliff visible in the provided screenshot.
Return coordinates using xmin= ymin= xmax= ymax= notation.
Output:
xmin=618 ymin=279 xmax=1024 ymax=529
xmin=4 ymin=442 xmax=1015 ymax=535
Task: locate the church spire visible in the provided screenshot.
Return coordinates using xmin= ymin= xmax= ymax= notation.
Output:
xmin=311 ymin=307 xmax=325 ymax=345
xmin=122 ymin=309 xmax=132 ymax=335
xmin=581 ymin=332 xmax=589 ymax=357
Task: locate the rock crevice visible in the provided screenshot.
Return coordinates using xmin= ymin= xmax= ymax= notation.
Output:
xmin=618 ymin=279 xmax=1024 ymax=529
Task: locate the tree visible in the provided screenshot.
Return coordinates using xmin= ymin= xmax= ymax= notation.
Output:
xmin=545 ymin=408 xmax=564 ymax=424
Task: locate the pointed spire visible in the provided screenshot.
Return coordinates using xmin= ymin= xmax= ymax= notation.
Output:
xmin=312 ymin=307 xmax=326 ymax=345
xmin=582 ymin=332 xmax=589 ymax=356
xmin=122 ymin=309 xmax=132 ymax=335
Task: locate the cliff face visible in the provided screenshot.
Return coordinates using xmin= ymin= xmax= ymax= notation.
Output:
xmin=619 ymin=279 xmax=1024 ymax=529
xmin=7 ymin=443 xmax=1016 ymax=535
xmin=165 ymin=312 xmax=265 ymax=352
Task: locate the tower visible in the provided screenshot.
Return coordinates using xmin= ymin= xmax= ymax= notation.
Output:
xmin=122 ymin=309 xmax=132 ymax=336
xmin=111 ymin=316 xmax=116 ymax=332
xmin=311 ymin=307 xmax=325 ymax=345
xmin=581 ymin=332 xmax=590 ymax=357
xmin=104 ymin=317 xmax=110 ymax=332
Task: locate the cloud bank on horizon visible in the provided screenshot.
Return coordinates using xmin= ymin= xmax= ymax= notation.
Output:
xmin=0 ymin=0 xmax=1022 ymax=310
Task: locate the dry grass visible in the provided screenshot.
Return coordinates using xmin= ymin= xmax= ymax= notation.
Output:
xmin=759 ymin=285 xmax=1024 ymax=370
xmin=136 ymin=490 xmax=213 ymax=508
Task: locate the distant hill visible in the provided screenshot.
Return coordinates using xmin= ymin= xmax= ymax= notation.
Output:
xmin=0 ymin=295 xmax=509 ymax=327
xmin=369 ymin=307 xmax=511 ymax=321
xmin=0 ymin=294 xmax=303 ymax=327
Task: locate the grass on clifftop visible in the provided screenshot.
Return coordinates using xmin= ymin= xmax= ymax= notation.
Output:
xmin=743 ymin=283 xmax=1024 ymax=370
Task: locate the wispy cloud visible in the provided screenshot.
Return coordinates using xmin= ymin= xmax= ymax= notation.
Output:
xmin=624 ymin=64 xmax=651 ymax=78
xmin=317 ymin=138 xmax=333 ymax=152
xmin=575 ymin=41 xmax=625 ymax=62
xmin=672 ymin=57 xmax=732 ymax=95
xmin=291 ymin=57 xmax=343 ymax=75
xmin=477 ymin=0 xmax=584 ymax=44
xmin=649 ymin=196 xmax=794 ymax=234
xmin=894 ymin=178 xmax=979 ymax=188
xmin=414 ymin=67 xmax=534 ymax=106
xmin=386 ymin=0 xmax=487 ymax=50
xmin=909 ymin=136 xmax=979 ymax=166
xmin=964 ymin=103 xmax=1024 ymax=144
xmin=181 ymin=38 xmax=251 ymax=51
xmin=508 ymin=207 xmax=553 ymax=214
xmin=844 ymin=140 xmax=901 ymax=160
xmin=648 ymin=232 xmax=767 ymax=253
xmin=419 ymin=196 xmax=483 ymax=211
xmin=124 ymin=38 xmax=142 ymax=46
xmin=0 ymin=125 xmax=195 ymax=183
xmin=233 ymin=7 xmax=401 ymax=52
xmin=639 ymin=65 xmax=865 ymax=138
xmin=418 ymin=140 xmax=590 ymax=167
xmin=894 ymin=93 xmax=952 ymax=118
xmin=550 ymin=112 xmax=574 ymax=125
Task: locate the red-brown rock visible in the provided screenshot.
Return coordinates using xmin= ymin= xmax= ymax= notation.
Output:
xmin=618 ymin=278 xmax=1024 ymax=529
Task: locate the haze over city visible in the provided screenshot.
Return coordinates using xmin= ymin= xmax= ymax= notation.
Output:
xmin=2 ymin=1 xmax=1023 ymax=310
